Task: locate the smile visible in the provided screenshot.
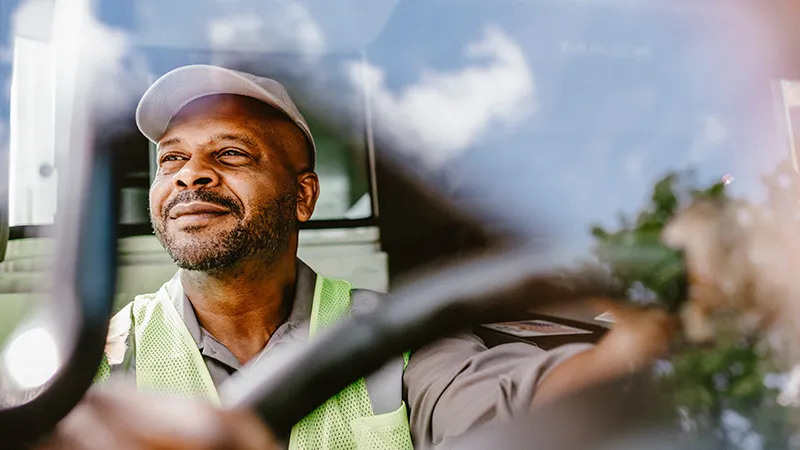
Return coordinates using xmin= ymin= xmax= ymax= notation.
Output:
xmin=169 ymin=202 xmax=232 ymax=226
xmin=172 ymin=212 xmax=231 ymax=227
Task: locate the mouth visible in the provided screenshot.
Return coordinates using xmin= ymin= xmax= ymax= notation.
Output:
xmin=168 ymin=202 xmax=232 ymax=226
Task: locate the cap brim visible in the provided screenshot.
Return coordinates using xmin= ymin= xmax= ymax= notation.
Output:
xmin=135 ymin=65 xmax=289 ymax=144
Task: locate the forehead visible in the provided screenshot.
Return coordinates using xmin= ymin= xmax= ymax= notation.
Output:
xmin=157 ymin=94 xmax=309 ymax=169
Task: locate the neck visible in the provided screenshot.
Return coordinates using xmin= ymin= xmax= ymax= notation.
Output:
xmin=180 ymin=249 xmax=298 ymax=365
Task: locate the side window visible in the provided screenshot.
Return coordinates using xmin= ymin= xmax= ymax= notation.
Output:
xmin=6 ymin=45 xmax=376 ymax=230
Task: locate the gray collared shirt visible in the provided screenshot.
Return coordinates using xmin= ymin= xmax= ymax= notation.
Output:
xmin=117 ymin=259 xmax=593 ymax=447
xmin=173 ymin=260 xmax=318 ymax=389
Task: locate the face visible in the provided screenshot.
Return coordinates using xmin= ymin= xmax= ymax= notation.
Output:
xmin=149 ymin=95 xmax=319 ymax=272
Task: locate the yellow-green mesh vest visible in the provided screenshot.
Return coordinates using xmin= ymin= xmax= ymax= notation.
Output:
xmin=94 ymin=275 xmax=413 ymax=450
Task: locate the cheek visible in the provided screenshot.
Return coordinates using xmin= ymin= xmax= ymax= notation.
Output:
xmin=149 ymin=181 xmax=171 ymax=219
xmin=225 ymin=177 xmax=276 ymax=214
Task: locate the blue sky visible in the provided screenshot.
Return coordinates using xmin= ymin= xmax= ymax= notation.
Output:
xmin=0 ymin=0 xmax=16 ymax=120
xmin=1 ymin=0 xmax=789 ymax=260
xmin=360 ymin=0 xmax=783 ymax=257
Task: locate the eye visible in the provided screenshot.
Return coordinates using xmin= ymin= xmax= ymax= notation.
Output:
xmin=159 ymin=154 xmax=187 ymax=165
xmin=220 ymin=149 xmax=246 ymax=157
xmin=217 ymin=148 xmax=251 ymax=164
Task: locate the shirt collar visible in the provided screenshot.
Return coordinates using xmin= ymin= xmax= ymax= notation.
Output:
xmin=167 ymin=259 xmax=318 ymax=348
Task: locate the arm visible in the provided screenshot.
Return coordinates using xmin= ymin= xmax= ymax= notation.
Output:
xmin=404 ymin=334 xmax=593 ymax=446
xmin=404 ymin=304 xmax=676 ymax=446
xmin=532 ymin=304 xmax=676 ymax=407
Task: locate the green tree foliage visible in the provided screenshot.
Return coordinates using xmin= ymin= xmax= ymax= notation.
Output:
xmin=590 ymin=169 xmax=793 ymax=448
xmin=590 ymin=171 xmax=725 ymax=313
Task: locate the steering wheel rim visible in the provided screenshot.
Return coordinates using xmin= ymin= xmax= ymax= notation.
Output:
xmin=0 ymin=126 xmax=121 ymax=449
xmin=223 ymin=243 xmax=664 ymax=440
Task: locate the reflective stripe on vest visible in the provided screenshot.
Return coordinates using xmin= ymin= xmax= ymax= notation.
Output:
xmin=94 ymin=275 xmax=413 ymax=450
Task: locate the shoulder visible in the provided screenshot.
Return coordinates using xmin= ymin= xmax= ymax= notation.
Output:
xmin=105 ymin=302 xmax=134 ymax=366
xmin=104 ymin=291 xmax=159 ymax=365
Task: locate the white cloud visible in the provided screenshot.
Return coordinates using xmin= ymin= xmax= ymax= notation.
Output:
xmin=348 ymin=25 xmax=535 ymax=170
xmin=208 ymin=15 xmax=263 ymax=49
xmin=9 ymin=0 xmax=138 ymax=116
xmin=53 ymin=4 xmax=142 ymax=116
xmin=11 ymin=0 xmax=53 ymax=41
xmin=207 ymin=1 xmax=325 ymax=57
xmin=688 ymin=114 xmax=728 ymax=163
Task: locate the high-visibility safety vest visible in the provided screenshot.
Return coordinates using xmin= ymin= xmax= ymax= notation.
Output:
xmin=94 ymin=275 xmax=414 ymax=450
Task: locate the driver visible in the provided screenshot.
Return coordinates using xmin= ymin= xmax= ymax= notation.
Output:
xmin=42 ymin=65 xmax=676 ymax=449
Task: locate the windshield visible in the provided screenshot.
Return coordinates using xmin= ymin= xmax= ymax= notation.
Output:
xmin=3 ymin=1 xmax=782 ymax=237
xmin=2 ymin=0 xmax=800 ymax=447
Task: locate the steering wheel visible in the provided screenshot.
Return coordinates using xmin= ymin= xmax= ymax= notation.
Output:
xmin=0 ymin=110 xmax=685 ymax=448
xmin=0 ymin=3 xmax=690 ymax=446
xmin=0 ymin=109 xmax=122 ymax=449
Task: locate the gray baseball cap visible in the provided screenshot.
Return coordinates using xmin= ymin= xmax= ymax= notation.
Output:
xmin=135 ymin=64 xmax=315 ymax=167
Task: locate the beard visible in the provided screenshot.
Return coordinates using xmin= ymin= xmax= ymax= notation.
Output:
xmin=152 ymin=189 xmax=297 ymax=273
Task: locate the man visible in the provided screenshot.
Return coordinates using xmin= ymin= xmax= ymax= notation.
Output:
xmin=44 ymin=65 xmax=675 ymax=449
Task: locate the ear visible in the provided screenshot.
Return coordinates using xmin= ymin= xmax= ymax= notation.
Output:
xmin=296 ymin=172 xmax=320 ymax=223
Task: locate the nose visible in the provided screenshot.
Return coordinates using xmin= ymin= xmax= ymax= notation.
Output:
xmin=173 ymin=157 xmax=220 ymax=189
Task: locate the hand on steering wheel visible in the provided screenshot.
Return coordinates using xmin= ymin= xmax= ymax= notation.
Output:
xmin=36 ymin=381 xmax=276 ymax=450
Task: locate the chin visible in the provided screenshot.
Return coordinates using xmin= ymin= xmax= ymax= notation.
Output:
xmin=169 ymin=246 xmax=232 ymax=272
xmin=170 ymin=222 xmax=233 ymax=235
xmin=161 ymin=228 xmax=229 ymax=259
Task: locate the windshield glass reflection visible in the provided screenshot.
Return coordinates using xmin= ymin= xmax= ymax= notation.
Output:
xmin=1 ymin=0 xmax=799 ymax=447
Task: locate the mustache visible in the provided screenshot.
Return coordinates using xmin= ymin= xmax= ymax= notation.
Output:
xmin=162 ymin=190 xmax=243 ymax=220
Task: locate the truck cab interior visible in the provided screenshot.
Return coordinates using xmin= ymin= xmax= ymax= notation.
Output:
xmin=2 ymin=0 xmax=800 ymax=447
